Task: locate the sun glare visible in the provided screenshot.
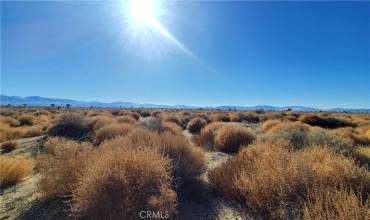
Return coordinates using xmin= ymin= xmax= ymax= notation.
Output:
xmin=121 ymin=0 xmax=196 ymax=59
xmin=128 ymin=0 xmax=157 ymax=27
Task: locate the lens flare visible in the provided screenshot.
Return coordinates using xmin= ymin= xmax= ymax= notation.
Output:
xmin=121 ymin=0 xmax=195 ymax=59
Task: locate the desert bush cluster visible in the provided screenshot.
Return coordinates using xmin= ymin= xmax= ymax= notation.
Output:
xmin=1 ymin=106 xmax=369 ymax=219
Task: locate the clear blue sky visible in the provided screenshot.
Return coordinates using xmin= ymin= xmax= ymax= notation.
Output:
xmin=1 ymin=1 xmax=369 ymax=109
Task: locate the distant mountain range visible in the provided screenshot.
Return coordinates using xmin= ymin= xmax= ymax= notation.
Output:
xmin=1 ymin=95 xmax=369 ymax=113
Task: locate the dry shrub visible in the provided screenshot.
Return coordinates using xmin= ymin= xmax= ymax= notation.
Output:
xmin=151 ymin=110 xmax=161 ymax=117
xmin=130 ymin=112 xmax=141 ymax=120
xmin=333 ymin=128 xmax=370 ymax=146
xmin=209 ymin=141 xmax=310 ymax=218
xmin=38 ymin=137 xmax=94 ymax=197
xmin=213 ymin=114 xmax=230 ymax=122
xmin=119 ymin=128 xmax=158 ymax=147
xmin=48 ymin=113 xmax=91 ymax=140
xmin=25 ymin=126 xmax=43 ymax=137
xmin=299 ymin=114 xmax=356 ymax=129
xmin=261 ymin=112 xmax=284 ymax=121
xmin=200 ymin=122 xmax=224 ymax=148
xmin=138 ymin=117 xmax=163 ymax=132
xmin=138 ymin=110 xmax=151 ymax=117
xmin=19 ymin=115 xmax=34 ymax=126
xmin=158 ymin=132 xmax=205 ymax=182
xmin=101 ymin=131 xmax=205 ymax=182
xmin=71 ymin=147 xmax=177 ymax=219
xmin=215 ymin=125 xmax=255 ymax=153
xmin=187 ymin=117 xmax=207 ymax=134
xmin=303 ymin=185 xmax=370 ymax=220
xmin=299 ymin=147 xmax=370 ymax=194
xmin=265 ymin=121 xmax=311 ymax=134
xmin=209 ymin=142 xmax=370 ymax=218
xmin=1 ymin=116 xmax=20 ymax=127
xmin=284 ymin=112 xmax=300 ymax=121
xmin=93 ymin=116 xmax=115 ymax=130
xmin=353 ymin=146 xmax=370 ymax=165
xmin=116 ymin=115 xmax=136 ymax=124
xmin=260 ymin=120 xmax=279 ymax=133
xmin=163 ymin=115 xmax=182 ymax=127
xmin=0 ymin=156 xmax=34 ymax=188
xmin=229 ymin=113 xmax=242 ymax=122
xmin=366 ymin=130 xmax=370 ymax=140
xmin=162 ymin=122 xmax=183 ymax=135
xmin=95 ymin=123 xmax=134 ymax=144
xmin=0 ymin=125 xmax=43 ymax=142
xmin=240 ymin=112 xmax=260 ymax=123
xmin=1 ymin=140 xmax=18 ymax=153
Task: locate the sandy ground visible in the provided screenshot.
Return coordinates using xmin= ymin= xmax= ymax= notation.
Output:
xmin=0 ymin=136 xmax=67 ymax=220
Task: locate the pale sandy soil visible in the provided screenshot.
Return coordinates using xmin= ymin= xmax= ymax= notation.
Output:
xmin=0 ymin=136 xmax=67 ymax=220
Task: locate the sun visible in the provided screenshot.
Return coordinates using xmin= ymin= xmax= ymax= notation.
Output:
xmin=120 ymin=0 xmax=195 ymax=59
xmin=127 ymin=0 xmax=159 ymax=27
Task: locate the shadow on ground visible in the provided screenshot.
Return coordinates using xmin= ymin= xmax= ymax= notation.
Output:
xmin=18 ymin=198 xmax=68 ymax=220
xmin=175 ymin=179 xmax=251 ymax=220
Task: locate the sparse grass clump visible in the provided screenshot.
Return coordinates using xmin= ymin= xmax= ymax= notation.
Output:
xmin=94 ymin=123 xmax=134 ymax=144
xmin=187 ymin=117 xmax=207 ymax=134
xmin=214 ymin=125 xmax=255 ymax=153
xmin=0 ymin=156 xmax=34 ymax=188
xmin=47 ymin=113 xmax=91 ymax=140
xmin=38 ymin=137 xmax=94 ymax=197
xmin=71 ymin=147 xmax=177 ymax=219
xmin=1 ymin=141 xmax=18 ymax=153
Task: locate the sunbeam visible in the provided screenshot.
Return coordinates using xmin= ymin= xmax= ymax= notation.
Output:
xmin=120 ymin=0 xmax=196 ymax=59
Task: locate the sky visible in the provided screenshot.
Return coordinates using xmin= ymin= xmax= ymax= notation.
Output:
xmin=1 ymin=1 xmax=369 ymax=109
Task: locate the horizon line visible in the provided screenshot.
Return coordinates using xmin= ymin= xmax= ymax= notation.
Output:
xmin=1 ymin=94 xmax=369 ymax=111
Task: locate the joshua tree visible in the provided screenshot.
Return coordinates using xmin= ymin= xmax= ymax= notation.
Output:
xmin=50 ymin=104 xmax=55 ymax=109
xmin=66 ymin=104 xmax=71 ymax=110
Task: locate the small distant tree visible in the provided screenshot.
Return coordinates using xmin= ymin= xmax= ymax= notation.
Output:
xmin=23 ymin=104 xmax=27 ymax=107
xmin=6 ymin=104 xmax=11 ymax=107
xmin=50 ymin=104 xmax=55 ymax=109
xmin=66 ymin=104 xmax=71 ymax=110
xmin=57 ymin=106 xmax=60 ymax=110
xmin=90 ymin=105 xmax=94 ymax=109
xmin=286 ymin=108 xmax=292 ymax=111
